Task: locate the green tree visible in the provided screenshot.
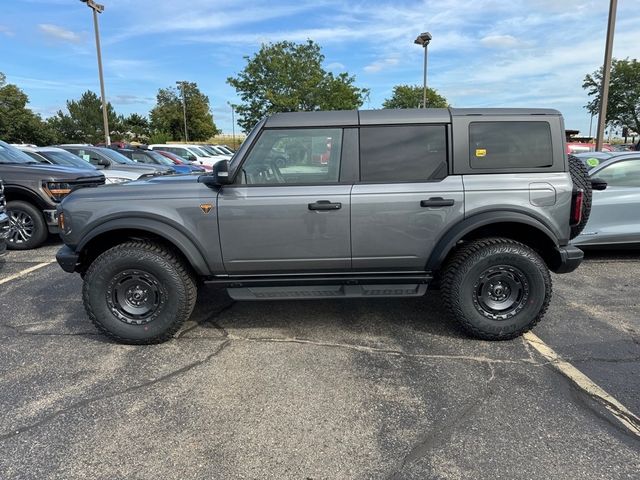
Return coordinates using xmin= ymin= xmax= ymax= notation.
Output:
xmin=0 ymin=73 xmax=57 ymax=144
xmin=227 ymin=40 xmax=369 ymax=132
xmin=149 ymin=82 xmax=219 ymax=141
xmin=48 ymin=90 xmax=121 ymax=144
xmin=382 ymin=84 xmax=448 ymax=109
xmin=583 ymin=58 xmax=640 ymax=135
xmin=122 ymin=113 xmax=150 ymax=142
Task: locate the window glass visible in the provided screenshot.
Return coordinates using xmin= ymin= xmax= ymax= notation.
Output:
xmin=469 ymin=121 xmax=553 ymax=169
xmin=132 ymin=152 xmax=152 ymax=164
xmin=241 ymin=128 xmax=342 ymax=185
xmin=360 ymin=125 xmax=447 ymax=182
xmin=596 ymin=159 xmax=640 ymax=187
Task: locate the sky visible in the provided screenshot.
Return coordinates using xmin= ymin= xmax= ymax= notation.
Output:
xmin=0 ymin=0 xmax=638 ymax=135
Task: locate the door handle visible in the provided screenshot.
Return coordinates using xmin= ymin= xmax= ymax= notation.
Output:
xmin=420 ymin=197 xmax=455 ymax=207
xmin=308 ymin=200 xmax=342 ymax=211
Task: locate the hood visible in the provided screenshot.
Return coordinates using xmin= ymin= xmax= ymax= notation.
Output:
xmin=0 ymin=163 xmax=104 ymax=182
xmin=63 ymin=172 xmax=207 ymax=203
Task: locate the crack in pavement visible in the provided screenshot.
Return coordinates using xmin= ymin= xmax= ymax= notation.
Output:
xmin=386 ymin=361 xmax=498 ymax=479
xmin=0 ymin=340 xmax=231 ymax=443
xmin=226 ymin=334 xmax=539 ymax=366
xmin=176 ymin=302 xmax=234 ymax=339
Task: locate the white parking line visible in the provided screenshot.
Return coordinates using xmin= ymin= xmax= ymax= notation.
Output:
xmin=524 ymin=331 xmax=640 ymax=437
xmin=0 ymin=261 xmax=56 ymax=286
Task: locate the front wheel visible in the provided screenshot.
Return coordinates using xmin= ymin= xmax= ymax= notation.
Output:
xmin=6 ymin=200 xmax=48 ymax=250
xmin=83 ymin=241 xmax=197 ymax=344
xmin=441 ymin=238 xmax=551 ymax=340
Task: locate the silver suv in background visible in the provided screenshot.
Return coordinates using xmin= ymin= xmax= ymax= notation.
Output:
xmin=56 ymin=108 xmax=591 ymax=344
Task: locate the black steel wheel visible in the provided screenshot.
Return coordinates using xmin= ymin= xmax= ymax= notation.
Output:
xmin=106 ymin=269 xmax=167 ymax=325
xmin=6 ymin=200 xmax=48 ymax=250
xmin=441 ymin=237 xmax=551 ymax=340
xmin=83 ymin=241 xmax=197 ymax=344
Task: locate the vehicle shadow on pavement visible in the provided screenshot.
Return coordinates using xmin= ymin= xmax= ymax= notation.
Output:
xmin=188 ymin=286 xmax=470 ymax=343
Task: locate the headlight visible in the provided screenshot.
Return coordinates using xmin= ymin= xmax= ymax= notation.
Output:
xmin=43 ymin=182 xmax=72 ymax=202
xmin=105 ymin=177 xmax=130 ymax=184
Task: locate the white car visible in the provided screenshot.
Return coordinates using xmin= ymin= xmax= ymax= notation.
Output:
xmin=148 ymin=144 xmax=227 ymax=167
xmin=17 ymin=146 xmax=139 ymax=184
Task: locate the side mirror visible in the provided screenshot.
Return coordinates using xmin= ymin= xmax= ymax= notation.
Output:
xmin=591 ymin=177 xmax=607 ymax=191
xmin=98 ymin=158 xmax=111 ymax=167
xmin=199 ymin=160 xmax=231 ymax=187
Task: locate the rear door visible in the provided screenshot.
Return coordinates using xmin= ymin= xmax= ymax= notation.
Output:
xmin=351 ymin=124 xmax=464 ymax=270
xmin=217 ymin=127 xmax=352 ymax=274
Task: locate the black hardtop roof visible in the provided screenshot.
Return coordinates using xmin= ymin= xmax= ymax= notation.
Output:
xmin=264 ymin=108 xmax=562 ymax=128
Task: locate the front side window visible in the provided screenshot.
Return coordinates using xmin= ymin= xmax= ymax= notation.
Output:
xmin=469 ymin=121 xmax=553 ymax=169
xmin=360 ymin=125 xmax=447 ymax=183
xmin=131 ymin=152 xmax=152 ymax=164
xmin=240 ymin=128 xmax=342 ymax=185
xmin=596 ymin=159 xmax=640 ymax=187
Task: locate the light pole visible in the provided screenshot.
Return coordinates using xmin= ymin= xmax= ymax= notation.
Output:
xmin=176 ymin=81 xmax=188 ymax=142
xmin=227 ymin=102 xmax=236 ymax=148
xmin=414 ymin=32 xmax=432 ymax=108
xmin=596 ymin=0 xmax=617 ymax=151
xmin=80 ymin=0 xmax=110 ymax=146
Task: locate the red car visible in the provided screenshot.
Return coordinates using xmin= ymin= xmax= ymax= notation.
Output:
xmin=156 ymin=150 xmax=212 ymax=171
xmin=566 ymin=142 xmax=614 ymax=154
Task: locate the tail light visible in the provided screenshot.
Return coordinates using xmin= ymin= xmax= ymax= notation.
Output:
xmin=571 ymin=189 xmax=584 ymax=226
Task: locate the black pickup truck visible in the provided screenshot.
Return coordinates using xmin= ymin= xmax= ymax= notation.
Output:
xmin=0 ymin=141 xmax=104 ymax=250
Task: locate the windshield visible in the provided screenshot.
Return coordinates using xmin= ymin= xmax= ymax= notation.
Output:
xmin=230 ymin=117 xmax=265 ymax=172
xmin=41 ymin=150 xmax=97 ymax=169
xmin=189 ymin=147 xmax=211 ymax=157
xmin=0 ymin=141 xmax=39 ymax=164
xmin=99 ymin=148 xmax=136 ymax=164
xmin=145 ymin=150 xmax=175 ymax=165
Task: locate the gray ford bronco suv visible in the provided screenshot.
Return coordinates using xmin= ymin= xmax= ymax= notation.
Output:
xmin=56 ymin=108 xmax=593 ymax=344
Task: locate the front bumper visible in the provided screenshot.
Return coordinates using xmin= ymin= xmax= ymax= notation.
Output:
xmin=56 ymin=245 xmax=79 ymax=273
xmin=44 ymin=209 xmax=60 ymax=234
xmin=553 ymin=244 xmax=584 ymax=274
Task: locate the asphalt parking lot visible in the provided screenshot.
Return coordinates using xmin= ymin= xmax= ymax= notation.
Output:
xmin=1 ymin=242 xmax=639 ymax=479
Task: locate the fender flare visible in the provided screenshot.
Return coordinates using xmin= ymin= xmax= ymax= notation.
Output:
xmin=76 ymin=217 xmax=211 ymax=275
xmin=426 ymin=211 xmax=560 ymax=271
xmin=3 ymin=185 xmax=50 ymax=210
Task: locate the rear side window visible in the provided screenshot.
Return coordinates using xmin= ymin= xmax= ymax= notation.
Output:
xmin=469 ymin=121 xmax=553 ymax=169
xmin=360 ymin=125 xmax=447 ymax=182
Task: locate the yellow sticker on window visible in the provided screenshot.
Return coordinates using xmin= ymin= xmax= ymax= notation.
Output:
xmin=475 ymin=149 xmax=487 ymax=157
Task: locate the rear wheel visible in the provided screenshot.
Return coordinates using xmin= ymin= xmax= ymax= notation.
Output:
xmin=568 ymin=154 xmax=592 ymax=239
xmin=6 ymin=200 xmax=48 ymax=250
xmin=441 ymin=237 xmax=551 ymax=340
xmin=83 ymin=241 xmax=197 ymax=344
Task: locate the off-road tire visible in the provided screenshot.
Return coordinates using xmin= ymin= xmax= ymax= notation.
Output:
xmin=82 ymin=241 xmax=197 ymax=344
xmin=6 ymin=200 xmax=48 ymax=250
xmin=568 ymin=154 xmax=592 ymax=239
xmin=441 ymin=237 xmax=552 ymax=340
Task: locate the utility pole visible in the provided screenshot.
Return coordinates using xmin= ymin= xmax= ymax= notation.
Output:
xmin=177 ymin=81 xmax=188 ymax=142
xmin=596 ymin=0 xmax=618 ymax=151
xmin=81 ymin=0 xmax=110 ymax=145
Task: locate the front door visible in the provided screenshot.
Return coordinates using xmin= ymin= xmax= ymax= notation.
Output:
xmin=217 ymin=127 xmax=351 ymax=274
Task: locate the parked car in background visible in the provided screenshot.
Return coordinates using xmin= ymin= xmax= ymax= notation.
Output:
xmin=216 ymin=145 xmax=235 ymax=154
xmin=148 ymin=144 xmax=227 ymax=167
xmin=16 ymin=146 xmax=137 ymax=184
xmin=566 ymin=142 xmax=614 ymax=154
xmin=116 ymin=148 xmax=204 ymax=174
xmin=58 ymin=145 xmax=172 ymax=177
xmin=0 ymin=178 xmax=8 ymax=256
xmin=0 ymin=141 xmax=104 ymax=250
xmin=155 ymin=150 xmax=209 ymax=172
xmin=573 ymin=151 xmax=640 ymax=247
xmin=201 ymin=145 xmax=232 ymax=159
